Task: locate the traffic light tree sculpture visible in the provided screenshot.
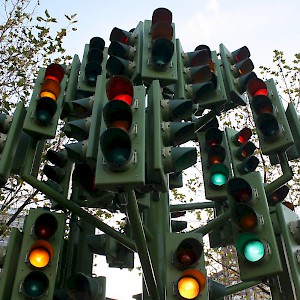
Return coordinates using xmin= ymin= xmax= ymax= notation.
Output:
xmin=4 ymin=6 xmax=300 ymax=300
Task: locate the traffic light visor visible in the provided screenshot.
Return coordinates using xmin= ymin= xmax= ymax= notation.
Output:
xmin=100 ymin=128 xmax=133 ymax=170
xmin=45 ymin=63 xmax=64 ymax=83
xmin=22 ymin=271 xmax=49 ymax=299
xmin=152 ymin=7 xmax=172 ymax=25
xmin=110 ymin=27 xmax=132 ymax=44
xmin=151 ymin=21 xmax=173 ymax=40
xmin=247 ymin=77 xmax=268 ymax=97
xmin=103 ymin=100 xmax=133 ymax=131
xmin=40 ymin=79 xmax=61 ymax=101
xmin=34 ymin=213 xmax=58 ymax=239
xmin=227 ymin=177 xmax=254 ymax=204
xmin=151 ymin=38 xmax=174 ymax=70
xmin=106 ymin=75 xmax=134 ymax=105
xmin=89 ymin=36 xmax=105 ymax=50
xmin=175 ymin=238 xmax=203 ymax=269
xmin=35 ymin=97 xmax=57 ymax=126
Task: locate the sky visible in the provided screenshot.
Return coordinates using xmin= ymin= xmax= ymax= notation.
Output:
xmin=33 ymin=0 xmax=300 ymax=299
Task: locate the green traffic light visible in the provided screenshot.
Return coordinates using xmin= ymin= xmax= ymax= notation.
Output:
xmin=23 ymin=271 xmax=49 ymax=298
xmin=243 ymin=240 xmax=265 ymax=262
xmin=211 ymin=173 xmax=227 ymax=186
xmin=210 ymin=164 xmax=229 ymax=187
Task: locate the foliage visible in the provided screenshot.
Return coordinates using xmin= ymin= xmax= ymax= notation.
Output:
xmin=0 ymin=0 xmax=77 ymax=241
xmin=0 ymin=0 xmax=77 ymax=111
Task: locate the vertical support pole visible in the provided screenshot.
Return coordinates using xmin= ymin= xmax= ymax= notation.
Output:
xmin=144 ymin=191 xmax=171 ymax=299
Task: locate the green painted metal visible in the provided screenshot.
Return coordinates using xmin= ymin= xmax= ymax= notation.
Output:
xmin=141 ymin=20 xmax=178 ymax=86
xmin=23 ymin=67 xmax=67 ymax=139
xmin=276 ymin=203 xmax=300 ymax=299
xmin=95 ymin=85 xmax=146 ymax=191
xmin=227 ymin=172 xmax=283 ymax=281
xmin=0 ymin=101 xmax=26 ymax=184
xmin=248 ymin=78 xmax=294 ymax=155
xmin=0 ymin=228 xmax=23 ymax=299
xmin=10 ymin=208 xmax=66 ymax=300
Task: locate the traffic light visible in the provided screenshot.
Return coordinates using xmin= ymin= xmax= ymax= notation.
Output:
xmin=23 ymin=63 xmax=67 ymax=139
xmin=276 ymin=203 xmax=300 ymax=298
xmin=141 ymin=7 xmax=178 ymax=86
xmin=197 ymin=124 xmax=231 ymax=200
xmin=76 ymin=37 xmax=106 ymax=93
xmin=225 ymin=127 xmax=259 ymax=177
xmin=11 ymin=208 xmax=65 ymax=299
xmin=246 ymin=77 xmax=294 ymax=155
xmin=176 ymin=41 xmax=227 ymax=109
xmin=42 ymin=148 xmax=73 ymax=199
xmin=95 ymin=75 xmax=146 ymax=191
xmin=66 ymin=273 xmax=106 ymax=300
xmin=106 ymin=23 xmax=143 ymax=84
xmin=64 ymin=74 xmax=107 ymax=163
xmin=219 ymin=44 xmax=257 ymax=106
xmin=0 ymin=101 xmax=26 ymax=184
xmin=146 ymin=80 xmax=197 ymax=192
xmin=267 ymin=185 xmax=289 ymax=206
xmin=87 ymin=234 xmax=134 ymax=269
xmin=165 ymin=233 xmax=208 ymax=299
xmin=226 ymin=172 xmax=282 ymax=281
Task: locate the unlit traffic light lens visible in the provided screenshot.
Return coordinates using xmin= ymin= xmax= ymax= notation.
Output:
xmin=23 ymin=271 xmax=49 ymax=298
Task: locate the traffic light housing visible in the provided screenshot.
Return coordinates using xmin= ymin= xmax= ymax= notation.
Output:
xmin=106 ymin=22 xmax=143 ymax=84
xmin=246 ymin=77 xmax=294 ymax=155
xmin=146 ymin=80 xmax=197 ymax=192
xmin=11 ymin=208 xmax=65 ymax=299
xmin=219 ymin=44 xmax=256 ymax=106
xmin=165 ymin=233 xmax=208 ymax=299
xmin=95 ymin=75 xmax=146 ymax=191
xmin=0 ymin=101 xmax=26 ymax=184
xmin=197 ymin=125 xmax=231 ymax=200
xmin=77 ymin=37 xmax=106 ymax=93
xmin=64 ymin=74 xmax=107 ymax=163
xmin=42 ymin=148 xmax=73 ymax=199
xmin=226 ymin=172 xmax=282 ymax=281
xmin=66 ymin=273 xmax=106 ymax=300
xmin=176 ymin=41 xmax=227 ymax=109
xmin=225 ymin=127 xmax=259 ymax=177
xmin=276 ymin=203 xmax=300 ymax=298
xmin=23 ymin=63 xmax=67 ymax=139
xmin=141 ymin=8 xmax=178 ymax=86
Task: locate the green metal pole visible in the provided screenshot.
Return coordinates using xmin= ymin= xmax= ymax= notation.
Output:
xmin=224 ymin=280 xmax=261 ymax=296
xmin=125 ymin=190 xmax=160 ymax=300
xmin=170 ymin=201 xmax=215 ymax=212
xmin=22 ymin=173 xmax=137 ymax=252
xmin=264 ymin=152 xmax=293 ymax=196
xmin=144 ymin=191 xmax=170 ymax=299
xmin=192 ymin=210 xmax=231 ymax=236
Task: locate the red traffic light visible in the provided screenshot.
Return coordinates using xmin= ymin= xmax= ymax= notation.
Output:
xmin=227 ymin=177 xmax=255 ymax=204
xmin=106 ymin=75 xmax=134 ymax=105
xmin=174 ymin=238 xmax=203 ymax=269
xmin=44 ymin=63 xmax=64 ymax=83
xmin=247 ymin=77 xmax=268 ymax=97
xmin=34 ymin=213 xmax=58 ymax=239
xmin=267 ymin=185 xmax=290 ymax=206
